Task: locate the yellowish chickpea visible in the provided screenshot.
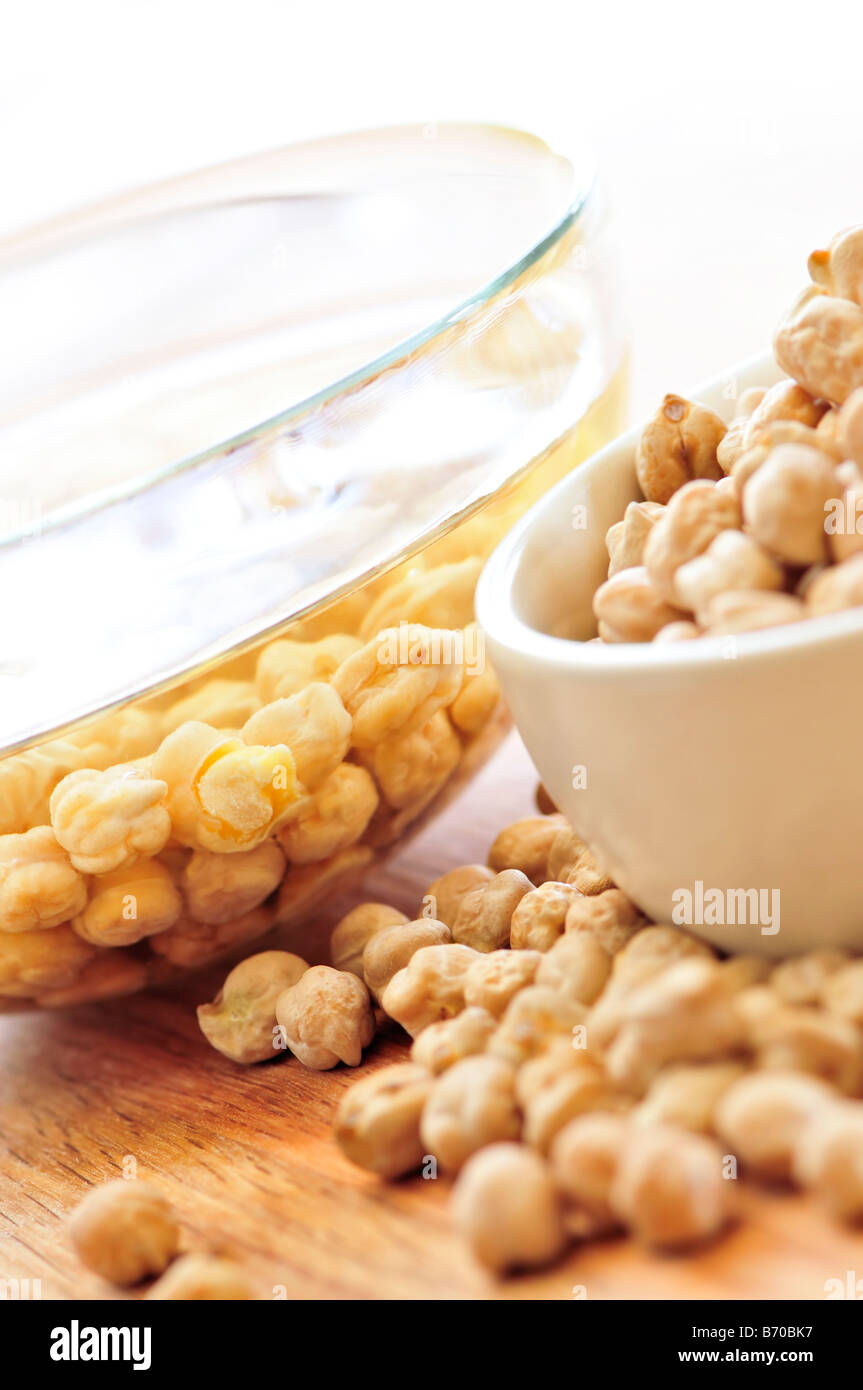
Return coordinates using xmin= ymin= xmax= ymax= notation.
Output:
xmin=331 ymin=625 xmax=464 ymax=749
xmin=362 ymin=918 xmax=452 ymax=1004
xmin=359 ymin=558 xmax=482 ymax=637
xmin=277 ymin=763 xmax=378 ymax=865
xmin=242 ymin=684 xmax=352 ymax=791
xmin=329 ymin=902 xmax=409 ymax=977
xmin=486 ymin=815 xmax=568 ymax=884
xmin=181 ymin=840 xmax=286 ymax=925
xmin=147 ymin=1253 xmax=255 ymax=1300
xmin=0 ymin=923 xmax=96 ymax=997
xmin=50 ymin=763 xmax=171 ymax=874
xmin=362 ymin=711 xmax=460 ymax=810
xmin=273 ymin=845 xmax=373 ymax=927
xmin=275 ymin=964 xmax=375 ymax=1069
xmin=423 ymin=863 xmax=495 ymax=929
xmin=0 ymin=825 xmax=86 ymax=932
xmin=335 ymin=1063 xmax=433 ymax=1178
xmin=255 ymin=633 xmax=360 ymax=702
xmin=68 ymin=1180 xmax=180 ymax=1286
xmin=149 ymin=904 xmax=275 ymax=970
xmin=451 ymin=1143 xmax=565 ymax=1273
xmin=197 ymin=950 xmax=308 ymax=1064
xmin=73 ymin=859 xmax=182 ymax=947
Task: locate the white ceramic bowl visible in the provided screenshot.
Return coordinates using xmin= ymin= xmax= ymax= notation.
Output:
xmin=478 ymin=352 xmax=863 ymax=957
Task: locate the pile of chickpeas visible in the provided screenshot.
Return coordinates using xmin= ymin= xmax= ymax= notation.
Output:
xmin=594 ymin=224 xmax=863 ymax=644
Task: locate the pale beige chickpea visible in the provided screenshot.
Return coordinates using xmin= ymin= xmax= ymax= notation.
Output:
xmin=534 ymin=932 xmax=611 ymax=1006
xmin=362 ymin=918 xmax=452 ymax=1004
xmin=380 ymin=943 xmax=478 ymax=1038
xmin=0 ymin=923 xmax=96 ymax=997
xmin=806 ymin=553 xmax=863 ymax=617
xmin=420 ymin=1054 xmax=521 ymax=1172
xmin=0 ymin=825 xmax=86 ymax=932
xmin=634 ymin=1061 xmax=747 ymax=1134
xmin=771 ymin=950 xmax=850 ymax=1006
xmin=792 ymin=1102 xmax=863 ymax=1222
xmin=635 ymin=394 xmax=726 ymax=504
xmin=774 ymin=288 xmax=863 ymax=405
xmin=181 ymin=840 xmax=286 ymax=925
xmin=486 ymin=814 xmax=567 ymax=884
xmin=699 ymin=589 xmax=805 ymax=636
xmin=50 ymin=763 xmax=172 ymax=874
xmin=808 ymin=224 xmax=863 ymax=305
xmin=547 ymin=828 xmax=614 ymax=895
xmin=68 ymin=1180 xmax=180 ymax=1286
xmin=73 ymin=859 xmax=182 ymax=947
xmin=329 ymin=902 xmax=409 ymax=977
xmin=423 ymin=863 xmax=495 ymax=929
xmin=827 ymin=460 xmax=863 ymax=563
xmin=450 ymin=868 xmax=533 ymax=952
xmin=593 ymin=566 xmax=689 ymax=643
xmin=358 ymin=558 xmax=482 ymax=638
xmin=743 ymin=442 xmax=837 ymax=566
xmin=334 ymin=1063 xmax=433 ymax=1177
xmin=550 ymin=1111 xmax=630 ymax=1235
xmin=489 ymin=986 xmax=588 ymax=1067
xmin=276 ymin=763 xmax=378 ymax=865
xmin=754 ymin=1004 xmax=863 ymax=1095
xmin=362 ymin=711 xmax=460 ymax=810
xmin=610 ymin=1124 xmax=729 ymax=1248
xmin=331 ymin=624 xmax=464 ymax=749
xmin=197 ymin=950 xmax=308 ymax=1064
xmin=715 ymin=1070 xmax=835 ymax=1180
xmin=820 ymin=960 xmax=863 ymax=1026
xmin=653 ymin=620 xmax=701 ymax=643
xmin=462 ymin=948 xmax=542 ymax=1018
xmin=674 ymin=529 xmax=785 ymax=620
xmin=643 ymin=479 xmax=741 ymax=605
xmin=147 ymin=1253 xmax=254 ymax=1301
xmin=605 ymin=500 xmax=666 ymax=577
xmin=451 ymin=1143 xmax=565 ymax=1273
xmin=733 ymin=380 xmax=829 ymax=468
xmin=564 ymin=887 xmax=645 ymax=954
xmin=241 ymin=683 xmax=352 ymax=791
xmin=836 ymin=387 xmax=863 ymax=468
xmin=715 ymin=385 xmax=769 ymax=472
xmin=449 ymin=657 xmax=502 ymax=738
xmin=255 ymin=633 xmax=360 ymax=702
xmin=410 ymin=1006 xmax=498 ymax=1073
xmin=509 ymin=881 xmax=582 ymax=953
xmin=523 ymin=1058 xmax=619 ymax=1155
xmin=275 ymin=964 xmax=374 ymax=1069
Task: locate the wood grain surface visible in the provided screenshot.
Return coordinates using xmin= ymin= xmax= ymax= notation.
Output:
xmin=0 ymin=732 xmax=860 ymax=1302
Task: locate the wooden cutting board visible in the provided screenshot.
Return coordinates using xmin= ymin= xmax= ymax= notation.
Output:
xmin=1 ymin=732 xmax=860 ymax=1302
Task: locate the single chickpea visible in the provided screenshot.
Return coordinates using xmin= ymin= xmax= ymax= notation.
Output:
xmin=277 ymin=763 xmax=378 ymax=865
xmin=380 ymin=943 xmax=478 ymax=1037
xmin=675 ymin=529 xmax=785 ymax=620
xmin=147 ymin=1253 xmax=254 ymax=1300
xmin=808 ymin=224 xmax=863 ymax=305
xmin=774 ymin=288 xmax=863 ymax=405
xmin=450 ymin=657 xmax=502 ymax=738
xmin=335 ymin=1063 xmax=433 ymax=1178
xmin=699 ymin=589 xmax=805 ymax=636
xmin=410 ymin=1006 xmax=498 ymax=1073
xmin=423 ymin=863 xmax=495 ymax=929
xmin=420 ymin=1054 xmax=521 ymax=1172
xmin=635 ymin=394 xmax=727 ymax=504
xmin=806 ymin=553 xmax=863 ymax=617
xmin=634 ymin=1061 xmax=747 ymax=1134
xmin=715 ymin=1070 xmax=835 ymax=1180
xmin=487 ymin=814 xmax=568 ymax=884
xmin=743 ymin=442 xmax=837 ymax=566
xmin=0 ymin=923 xmax=96 ymax=998
xmin=792 ymin=1102 xmax=863 ymax=1223
xmin=329 ymin=902 xmax=409 ymax=977
xmin=275 ymin=964 xmax=375 ymax=1069
xmin=0 ymin=825 xmax=86 ymax=932
xmin=462 ymin=948 xmax=542 ymax=1018
xmin=451 ymin=1143 xmax=565 ymax=1273
xmin=50 ymin=763 xmax=171 ymax=875
xmin=73 ymin=859 xmax=182 ymax=947
xmin=197 ymin=950 xmax=308 ymax=1064
xmin=605 ymin=500 xmax=666 ymax=577
xmin=610 ymin=1124 xmax=729 ymax=1248
xmin=358 ymin=558 xmax=482 ymax=637
xmin=535 ymin=932 xmax=612 ymax=1005
xmin=331 ymin=624 xmax=464 ymax=749
xmin=593 ymin=566 xmax=689 ymax=643
xmin=643 ymin=479 xmax=741 ymax=605
xmin=68 ymin=1180 xmax=180 ymax=1286
xmin=255 ymin=633 xmax=360 ymax=702
xmin=242 ymin=683 xmax=351 ymax=790
xmin=550 ymin=1111 xmax=630 ymax=1235
xmin=362 ymin=918 xmax=452 ymax=1003
xmin=653 ymin=620 xmax=701 ymax=643
xmin=771 ymin=950 xmax=850 ymax=1006
xmin=489 ymin=986 xmax=588 ymax=1067
xmin=181 ymin=840 xmax=286 ymax=925
xmin=754 ymin=1004 xmax=863 ymax=1095
xmin=450 ymin=869 xmax=533 ymax=952
xmin=564 ymin=887 xmax=645 ymax=955
xmin=362 ymin=711 xmax=460 ymax=810
xmin=509 ymin=881 xmax=582 ymax=953
xmin=523 ymin=1058 xmax=619 ymax=1155
xmin=547 ymin=828 xmax=614 ymax=895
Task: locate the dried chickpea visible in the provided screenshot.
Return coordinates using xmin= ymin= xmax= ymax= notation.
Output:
xmin=806 ymin=553 xmax=863 ymax=616
xmin=792 ymin=1102 xmax=863 ymax=1222
xmin=359 ymin=558 xmax=482 ymax=637
xmin=153 ymin=722 xmax=301 ymax=853
xmin=743 ymin=442 xmax=837 ymax=566
xmin=181 ymin=840 xmax=286 ymax=925
xmin=634 ymin=1061 xmax=747 ymax=1134
xmin=837 ymin=388 xmax=863 ymax=468
xmin=643 ymin=479 xmax=741 ymax=604
xmin=487 ymin=814 xmax=567 ymax=884
xmin=335 ymin=1063 xmax=433 ymax=1177
xmin=362 ymin=711 xmax=460 ymax=810
xmin=331 ymin=624 xmax=463 ymax=749
xmin=0 ymin=923 xmax=96 ymax=997
xmin=593 ymin=566 xmax=689 ymax=643
xmin=255 ymin=633 xmax=359 ymax=702
xmin=753 ymin=1004 xmax=863 ymax=1096
xmin=731 ymin=381 xmax=828 ymax=472
xmin=166 ymin=678 xmax=260 ymax=730
xmin=635 ymin=394 xmax=726 ymax=504
xmin=423 ymin=863 xmax=495 ymax=928
xmin=380 ymin=943 xmax=478 ymax=1037
xmin=547 ymin=827 xmax=613 ymax=895
xmin=675 ymin=529 xmax=785 ymax=619
xmin=808 ymin=224 xmax=863 ymax=305
xmin=73 ymin=859 xmax=182 ymax=947
xmin=774 ymin=288 xmax=863 ymax=405
xmin=508 ymin=881 xmax=581 ymax=953
xmin=827 ymin=460 xmax=863 ymax=564
xmin=489 ymin=986 xmax=588 ymax=1067
xmin=610 ymin=1124 xmax=729 ymax=1248
xmin=149 ymin=905 xmax=275 ymax=970
xmin=197 ymin=950 xmax=308 ymax=1064
xmin=241 ymin=684 xmax=351 ymax=790
xmin=420 ymin=1054 xmax=521 ymax=1171
xmin=564 ymin=887 xmax=644 ymax=954
xmin=462 ymin=948 xmax=541 ymax=1018
xmin=450 ymin=657 xmax=502 ymax=738
xmin=605 ymin=500 xmax=665 ymax=576
xmin=50 ymin=764 xmax=171 ymax=874
xmin=451 ymin=1143 xmax=565 ymax=1273
xmin=715 ymin=1070 xmax=835 ymax=1180
xmin=715 ymin=385 xmax=769 ymax=473
xmin=277 ymin=763 xmax=378 ymax=864
xmin=0 ymin=825 xmax=86 ymax=932
xmin=771 ymin=950 xmax=850 ymax=1006
xmin=653 ymin=620 xmax=701 ymax=643
xmin=147 ymin=1253 xmax=254 ymax=1301
xmin=329 ymin=902 xmax=409 ymax=977
xmin=450 ymin=868 xmax=533 ymax=952
xmin=68 ymin=1180 xmax=180 ymax=1286
xmin=275 ymin=964 xmax=374 ymax=1069
xmin=0 ymin=739 xmax=93 ymax=837
xmin=550 ymin=1111 xmax=630 ymax=1234
xmin=410 ymin=1006 xmax=497 ymax=1073
xmin=523 ymin=1057 xmax=619 ymax=1155
xmin=535 ymin=932 xmax=611 ymax=1005
xmin=820 ymin=961 xmax=863 ymax=1026
xmin=700 ymin=589 xmax=805 ymax=636
xmin=362 ymin=918 xmax=452 ymax=1004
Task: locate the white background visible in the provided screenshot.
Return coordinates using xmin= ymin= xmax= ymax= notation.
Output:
xmin=4 ymin=0 xmax=863 ymax=414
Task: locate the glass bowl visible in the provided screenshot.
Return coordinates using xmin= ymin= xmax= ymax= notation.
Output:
xmin=0 ymin=123 xmax=627 ymax=1007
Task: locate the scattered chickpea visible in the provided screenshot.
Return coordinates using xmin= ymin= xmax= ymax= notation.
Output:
xmin=509 ymin=881 xmax=581 ymax=952
xmin=198 ymin=950 xmax=308 ymax=1064
xmin=534 ymin=932 xmax=612 ymax=1005
xmin=610 ymin=1124 xmax=730 ymax=1248
xmin=771 ymin=950 xmax=850 ymax=1006
xmin=488 ymin=986 xmax=588 ymax=1067
xmin=147 ymin=1253 xmax=255 ymax=1300
xmin=486 ymin=814 xmax=567 ymax=883
xmin=546 ymin=828 xmax=614 ymax=895
xmin=715 ymin=1070 xmax=836 ymax=1181
xmin=410 ymin=1006 xmax=497 ymax=1073
xmin=792 ymin=1102 xmax=863 ymax=1223
xmin=329 ymin=902 xmax=409 ymax=977
xmin=362 ymin=918 xmax=452 ymax=1003
xmin=522 ymin=1057 xmax=619 ymax=1155
xmin=820 ymin=960 xmax=863 ymax=1026
xmin=450 ymin=868 xmax=533 ymax=952
xmin=68 ymin=1180 xmax=180 ymax=1286
xmin=550 ymin=1111 xmax=629 ymax=1235
xmin=380 ymin=943 xmax=478 ymax=1037
xmin=275 ymin=965 xmax=375 ymax=1069
xmin=462 ymin=948 xmax=542 ymax=1018
xmin=593 ymin=566 xmax=689 ymax=644
xmin=423 ymin=863 xmax=495 ymax=928
xmin=421 ymin=1055 xmax=521 ymax=1172
xmin=335 ymin=1063 xmax=433 ymax=1178
xmin=634 ymin=1061 xmax=747 ymax=1134
xmin=451 ymin=1143 xmax=565 ymax=1273
xmin=564 ymin=887 xmax=644 ymax=954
